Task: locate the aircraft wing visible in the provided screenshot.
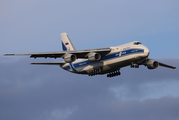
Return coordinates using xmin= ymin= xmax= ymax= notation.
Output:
xmin=145 ymin=59 xmax=176 ymax=69
xmin=158 ymin=62 xmax=176 ymax=69
xmin=31 ymin=62 xmax=66 ymax=65
xmin=4 ymin=47 xmax=111 ymax=59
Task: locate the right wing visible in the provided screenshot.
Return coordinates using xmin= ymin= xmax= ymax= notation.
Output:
xmin=4 ymin=47 xmax=111 ymax=59
xmin=31 ymin=62 xmax=66 ymax=65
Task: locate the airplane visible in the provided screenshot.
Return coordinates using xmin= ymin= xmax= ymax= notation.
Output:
xmin=4 ymin=33 xmax=176 ymax=78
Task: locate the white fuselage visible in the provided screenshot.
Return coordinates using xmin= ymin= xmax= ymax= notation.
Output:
xmin=60 ymin=42 xmax=150 ymax=75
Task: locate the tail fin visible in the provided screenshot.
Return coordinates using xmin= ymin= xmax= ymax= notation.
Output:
xmin=61 ymin=33 xmax=76 ymax=51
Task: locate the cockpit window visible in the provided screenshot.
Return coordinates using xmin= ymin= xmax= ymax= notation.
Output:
xmin=133 ymin=42 xmax=141 ymax=45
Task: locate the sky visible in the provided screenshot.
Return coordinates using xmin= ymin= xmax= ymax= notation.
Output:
xmin=0 ymin=0 xmax=179 ymax=120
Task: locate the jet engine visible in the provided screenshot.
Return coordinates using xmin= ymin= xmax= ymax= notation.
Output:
xmin=146 ymin=60 xmax=159 ymax=69
xmin=88 ymin=53 xmax=101 ymax=62
xmin=64 ymin=54 xmax=77 ymax=63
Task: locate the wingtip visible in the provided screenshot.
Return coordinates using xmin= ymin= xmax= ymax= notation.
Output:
xmin=3 ymin=54 xmax=14 ymax=56
xmin=30 ymin=63 xmax=35 ymax=64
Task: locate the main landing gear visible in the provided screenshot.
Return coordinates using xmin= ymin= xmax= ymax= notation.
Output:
xmin=88 ymin=68 xmax=102 ymax=76
xmin=131 ymin=62 xmax=139 ymax=68
xmin=107 ymin=69 xmax=121 ymax=78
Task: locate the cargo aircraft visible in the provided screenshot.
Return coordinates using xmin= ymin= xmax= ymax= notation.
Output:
xmin=4 ymin=33 xmax=176 ymax=77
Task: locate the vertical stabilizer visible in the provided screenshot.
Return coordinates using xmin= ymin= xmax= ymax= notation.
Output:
xmin=61 ymin=33 xmax=76 ymax=51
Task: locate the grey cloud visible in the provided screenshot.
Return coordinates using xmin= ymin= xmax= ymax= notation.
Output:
xmin=0 ymin=57 xmax=179 ymax=120
xmin=68 ymin=96 xmax=179 ymax=120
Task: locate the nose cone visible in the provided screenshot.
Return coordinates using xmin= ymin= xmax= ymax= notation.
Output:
xmin=144 ymin=47 xmax=150 ymax=57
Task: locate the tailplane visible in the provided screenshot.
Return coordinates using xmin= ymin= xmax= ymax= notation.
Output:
xmin=61 ymin=33 xmax=76 ymax=51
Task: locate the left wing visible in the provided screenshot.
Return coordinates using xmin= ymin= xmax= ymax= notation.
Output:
xmin=145 ymin=59 xmax=176 ymax=69
xmin=158 ymin=62 xmax=176 ymax=69
xmin=4 ymin=47 xmax=111 ymax=59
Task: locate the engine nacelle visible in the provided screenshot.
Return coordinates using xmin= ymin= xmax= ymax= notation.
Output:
xmin=64 ymin=54 xmax=77 ymax=63
xmin=146 ymin=60 xmax=159 ymax=69
xmin=88 ymin=53 xmax=101 ymax=62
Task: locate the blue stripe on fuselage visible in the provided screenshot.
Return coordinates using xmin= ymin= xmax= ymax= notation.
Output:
xmin=74 ymin=48 xmax=144 ymax=68
xmin=69 ymin=62 xmax=77 ymax=72
xmin=63 ymin=65 xmax=70 ymax=70
xmin=100 ymin=48 xmax=144 ymax=61
xmin=63 ymin=48 xmax=144 ymax=72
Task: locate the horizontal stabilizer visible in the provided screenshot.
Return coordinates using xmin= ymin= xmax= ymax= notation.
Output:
xmin=31 ymin=62 xmax=66 ymax=65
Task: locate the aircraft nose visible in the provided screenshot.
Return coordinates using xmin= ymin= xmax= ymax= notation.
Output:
xmin=144 ymin=47 xmax=150 ymax=57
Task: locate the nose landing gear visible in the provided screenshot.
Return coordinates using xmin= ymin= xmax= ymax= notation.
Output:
xmin=131 ymin=62 xmax=139 ymax=68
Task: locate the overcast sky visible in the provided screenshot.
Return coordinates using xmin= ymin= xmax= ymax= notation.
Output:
xmin=0 ymin=0 xmax=179 ymax=120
